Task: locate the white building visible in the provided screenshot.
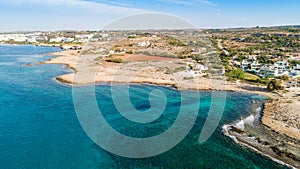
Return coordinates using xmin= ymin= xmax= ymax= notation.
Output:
xmin=290 ymin=64 xmax=300 ymax=78
xmin=259 ymin=60 xmax=291 ymax=77
xmin=75 ymin=35 xmax=83 ymax=39
xmin=74 ymin=34 xmax=94 ymax=43
xmin=293 ymin=64 xmax=300 ymax=72
xmin=247 ymin=55 xmax=257 ymax=60
xmin=0 ymin=35 xmax=9 ymax=41
xmin=49 ymin=37 xmax=64 ymax=43
xmin=185 ymin=61 xmax=208 ymax=76
xmin=83 ymin=34 xmax=94 ymax=40
xmin=274 ymin=60 xmax=290 ymax=76
xmin=250 ymin=61 xmax=261 ymax=73
xmin=13 ymin=35 xmax=27 ymax=42
xmin=36 ymin=36 xmax=48 ymax=42
xmin=242 ymin=60 xmax=250 ymax=71
xmin=233 ymin=60 xmax=241 ymax=67
xmin=108 ymin=50 xmax=115 ymax=55
xmin=90 ymin=38 xmax=99 ymax=42
xmin=259 ymin=65 xmax=276 ymax=77
xmin=63 ymin=38 xmax=75 ymax=43
xmin=100 ymin=34 xmax=109 ymax=38
xmin=27 ymin=37 xmax=37 ymax=43
xmin=138 ymin=41 xmax=151 ymax=47
xmin=195 ymin=64 xmax=208 ymax=72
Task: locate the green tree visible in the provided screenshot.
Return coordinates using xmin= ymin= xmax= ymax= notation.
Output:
xmin=226 ymin=69 xmax=245 ymax=79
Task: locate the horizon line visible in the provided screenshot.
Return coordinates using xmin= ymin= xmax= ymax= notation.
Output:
xmin=1 ymin=24 xmax=299 ymax=33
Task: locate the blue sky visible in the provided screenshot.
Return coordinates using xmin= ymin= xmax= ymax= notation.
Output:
xmin=0 ymin=0 xmax=299 ymax=31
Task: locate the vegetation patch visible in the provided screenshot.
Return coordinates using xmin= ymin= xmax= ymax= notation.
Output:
xmin=225 ymin=69 xmax=245 ymax=79
xmin=105 ymin=58 xmax=123 ymax=63
xmin=267 ymin=79 xmax=284 ymax=91
xmin=94 ymin=57 xmax=103 ymax=62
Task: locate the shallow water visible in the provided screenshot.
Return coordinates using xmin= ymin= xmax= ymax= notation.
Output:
xmin=0 ymin=45 xmax=289 ymax=169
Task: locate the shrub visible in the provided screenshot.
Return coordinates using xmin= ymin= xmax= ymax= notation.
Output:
xmin=166 ymin=37 xmax=187 ymax=47
xmin=94 ymin=57 xmax=103 ymax=62
xmin=178 ymin=55 xmax=187 ymax=59
xmin=105 ymin=58 xmax=123 ymax=63
xmin=277 ymin=75 xmax=289 ymax=81
xmin=174 ymin=66 xmax=186 ymax=73
xmin=126 ymin=50 xmax=133 ymax=54
xmin=267 ymin=79 xmax=284 ymax=91
xmin=183 ymin=76 xmax=194 ymax=80
xmin=165 ymin=67 xmax=171 ymax=74
xmin=203 ymin=74 xmax=210 ymax=78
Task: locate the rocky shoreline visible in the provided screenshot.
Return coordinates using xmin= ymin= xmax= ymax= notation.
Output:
xmin=223 ymin=125 xmax=298 ymax=169
xmin=223 ymin=103 xmax=300 ymax=169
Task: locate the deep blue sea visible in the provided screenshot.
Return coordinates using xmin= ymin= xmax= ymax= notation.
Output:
xmin=0 ymin=45 xmax=288 ymax=169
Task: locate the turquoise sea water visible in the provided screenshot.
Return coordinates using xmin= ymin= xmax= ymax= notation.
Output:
xmin=0 ymin=45 xmax=288 ymax=169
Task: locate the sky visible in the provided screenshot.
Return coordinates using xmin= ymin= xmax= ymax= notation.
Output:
xmin=0 ymin=0 xmax=299 ymax=31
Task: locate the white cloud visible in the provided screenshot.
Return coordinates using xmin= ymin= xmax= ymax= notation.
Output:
xmin=0 ymin=0 xmax=218 ymax=31
xmin=81 ymin=0 xmax=131 ymax=7
xmin=0 ymin=0 xmax=153 ymax=31
xmin=195 ymin=0 xmax=214 ymax=6
xmin=7 ymin=0 xmax=148 ymax=15
xmin=154 ymin=0 xmax=214 ymax=6
xmin=8 ymin=0 xmax=78 ymax=5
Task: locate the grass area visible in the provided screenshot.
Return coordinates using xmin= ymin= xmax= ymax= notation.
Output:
xmin=244 ymin=72 xmax=260 ymax=81
xmin=242 ymin=72 xmax=270 ymax=85
xmin=226 ymin=70 xmax=270 ymax=85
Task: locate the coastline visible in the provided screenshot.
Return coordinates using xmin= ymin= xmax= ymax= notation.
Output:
xmin=32 ymin=44 xmax=299 ymax=168
xmin=222 ymin=123 xmax=297 ymax=169
xmin=222 ymin=104 xmax=300 ymax=169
